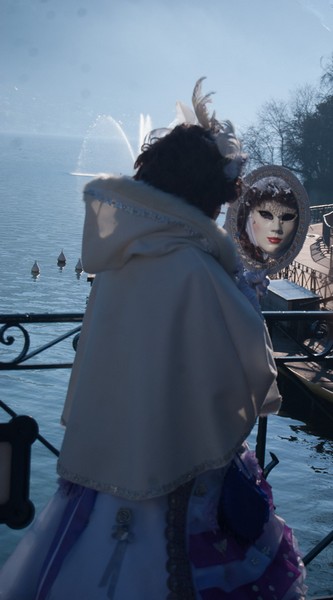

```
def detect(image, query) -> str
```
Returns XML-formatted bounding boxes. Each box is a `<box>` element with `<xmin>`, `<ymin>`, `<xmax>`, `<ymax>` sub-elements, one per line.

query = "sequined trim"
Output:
<box><xmin>85</xmin><ymin>187</ymin><xmax>214</xmax><ymax>254</ymax></box>
<box><xmin>57</xmin><ymin>442</ymin><xmax>243</xmax><ymax>500</ymax></box>
<box><xmin>165</xmin><ymin>482</ymin><xmax>196</xmax><ymax>599</ymax></box>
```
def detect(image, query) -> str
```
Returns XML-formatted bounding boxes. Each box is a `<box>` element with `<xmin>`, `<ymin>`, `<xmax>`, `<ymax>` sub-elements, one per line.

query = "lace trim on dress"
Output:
<box><xmin>57</xmin><ymin>449</ymin><xmax>239</xmax><ymax>501</ymax></box>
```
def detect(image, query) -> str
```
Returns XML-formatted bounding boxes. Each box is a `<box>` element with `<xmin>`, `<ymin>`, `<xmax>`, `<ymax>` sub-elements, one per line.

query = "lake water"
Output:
<box><xmin>0</xmin><ymin>132</ymin><xmax>332</xmax><ymax>597</ymax></box>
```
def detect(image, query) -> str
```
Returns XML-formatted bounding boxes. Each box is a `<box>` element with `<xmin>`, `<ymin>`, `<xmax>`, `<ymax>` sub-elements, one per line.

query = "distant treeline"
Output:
<box><xmin>241</xmin><ymin>53</ymin><xmax>333</xmax><ymax>206</ymax></box>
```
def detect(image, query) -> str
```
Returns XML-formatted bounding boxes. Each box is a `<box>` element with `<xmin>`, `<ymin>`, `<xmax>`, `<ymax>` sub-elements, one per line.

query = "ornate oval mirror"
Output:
<box><xmin>224</xmin><ymin>165</ymin><xmax>311</xmax><ymax>275</ymax></box>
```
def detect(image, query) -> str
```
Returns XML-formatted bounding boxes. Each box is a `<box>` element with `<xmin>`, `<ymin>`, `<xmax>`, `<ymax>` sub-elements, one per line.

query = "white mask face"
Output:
<box><xmin>249</xmin><ymin>201</ymin><xmax>298</xmax><ymax>255</ymax></box>
<box><xmin>225</xmin><ymin>165</ymin><xmax>311</xmax><ymax>274</ymax></box>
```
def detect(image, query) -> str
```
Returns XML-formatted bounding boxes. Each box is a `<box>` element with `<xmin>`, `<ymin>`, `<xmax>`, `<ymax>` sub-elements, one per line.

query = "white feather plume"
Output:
<box><xmin>215</xmin><ymin>120</ymin><xmax>243</xmax><ymax>158</ymax></box>
<box><xmin>191</xmin><ymin>76</ymin><xmax>215</xmax><ymax>129</ymax></box>
<box><xmin>176</xmin><ymin>101</ymin><xmax>197</xmax><ymax>125</ymax></box>
<box><xmin>192</xmin><ymin>78</ymin><xmax>244</xmax><ymax>159</ymax></box>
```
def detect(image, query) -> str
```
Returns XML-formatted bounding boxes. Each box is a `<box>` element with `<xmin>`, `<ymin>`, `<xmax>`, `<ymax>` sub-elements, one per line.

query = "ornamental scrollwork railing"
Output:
<box><xmin>0</xmin><ymin>321</ymin><xmax>30</xmax><ymax>365</ymax></box>
<box><xmin>0</xmin><ymin>313</ymin><xmax>83</xmax><ymax>370</ymax></box>
<box><xmin>1</xmin><ymin>311</ymin><xmax>333</xmax><ymax>370</ymax></box>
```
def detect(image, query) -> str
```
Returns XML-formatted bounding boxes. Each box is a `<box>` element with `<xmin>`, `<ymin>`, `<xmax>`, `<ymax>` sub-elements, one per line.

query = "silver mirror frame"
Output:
<box><xmin>224</xmin><ymin>165</ymin><xmax>311</xmax><ymax>275</ymax></box>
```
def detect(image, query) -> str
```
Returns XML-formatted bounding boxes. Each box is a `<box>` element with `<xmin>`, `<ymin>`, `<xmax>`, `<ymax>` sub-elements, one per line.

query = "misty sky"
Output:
<box><xmin>1</xmin><ymin>0</ymin><xmax>333</xmax><ymax>144</ymax></box>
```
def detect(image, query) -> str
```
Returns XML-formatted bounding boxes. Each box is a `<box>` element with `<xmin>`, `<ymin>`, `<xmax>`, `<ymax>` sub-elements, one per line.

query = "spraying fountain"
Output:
<box><xmin>73</xmin><ymin>113</ymin><xmax>153</xmax><ymax>182</ymax></box>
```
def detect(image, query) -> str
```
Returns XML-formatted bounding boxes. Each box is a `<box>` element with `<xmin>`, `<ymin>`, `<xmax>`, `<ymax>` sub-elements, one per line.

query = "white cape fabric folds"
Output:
<box><xmin>57</xmin><ymin>176</ymin><xmax>281</xmax><ymax>500</ymax></box>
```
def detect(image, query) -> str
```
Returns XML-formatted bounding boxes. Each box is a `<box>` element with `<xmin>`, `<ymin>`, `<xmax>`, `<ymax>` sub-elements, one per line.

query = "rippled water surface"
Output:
<box><xmin>0</xmin><ymin>133</ymin><xmax>332</xmax><ymax>597</ymax></box>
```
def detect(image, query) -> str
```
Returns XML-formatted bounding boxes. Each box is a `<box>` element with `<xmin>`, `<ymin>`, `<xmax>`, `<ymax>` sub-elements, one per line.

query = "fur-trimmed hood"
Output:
<box><xmin>81</xmin><ymin>175</ymin><xmax>238</xmax><ymax>276</ymax></box>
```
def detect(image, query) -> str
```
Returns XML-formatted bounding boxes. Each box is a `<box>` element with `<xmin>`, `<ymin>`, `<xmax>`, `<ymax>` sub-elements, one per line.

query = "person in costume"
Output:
<box><xmin>238</xmin><ymin>178</ymin><xmax>299</xmax><ymax>264</ymax></box>
<box><xmin>0</xmin><ymin>79</ymin><xmax>306</xmax><ymax>600</ymax></box>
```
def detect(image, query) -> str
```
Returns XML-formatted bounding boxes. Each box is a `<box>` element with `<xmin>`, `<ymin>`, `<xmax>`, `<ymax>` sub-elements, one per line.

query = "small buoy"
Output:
<box><xmin>57</xmin><ymin>249</ymin><xmax>66</xmax><ymax>266</ymax></box>
<box><xmin>31</xmin><ymin>261</ymin><xmax>40</xmax><ymax>275</ymax></box>
<box><xmin>75</xmin><ymin>258</ymin><xmax>83</xmax><ymax>273</ymax></box>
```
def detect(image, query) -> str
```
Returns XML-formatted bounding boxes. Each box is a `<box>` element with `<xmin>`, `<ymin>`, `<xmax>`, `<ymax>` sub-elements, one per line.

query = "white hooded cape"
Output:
<box><xmin>57</xmin><ymin>176</ymin><xmax>280</xmax><ymax>499</ymax></box>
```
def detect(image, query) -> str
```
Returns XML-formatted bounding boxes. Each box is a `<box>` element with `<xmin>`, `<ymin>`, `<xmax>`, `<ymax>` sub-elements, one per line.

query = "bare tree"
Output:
<box><xmin>241</xmin><ymin>85</ymin><xmax>319</xmax><ymax>178</ymax></box>
<box><xmin>320</xmin><ymin>53</ymin><xmax>333</xmax><ymax>91</ymax></box>
<box><xmin>241</xmin><ymin>99</ymin><xmax>291</xmax><ymax>172</ymax></box>
<box><xmin>241</xmin><ymin>53</ymin><xmax>333</xmax><ymax>202</ymax></box>
<box><xmin>284</xmin><ymin>84</ymin><xmax>318</xmax><ymax>172</ymax></box>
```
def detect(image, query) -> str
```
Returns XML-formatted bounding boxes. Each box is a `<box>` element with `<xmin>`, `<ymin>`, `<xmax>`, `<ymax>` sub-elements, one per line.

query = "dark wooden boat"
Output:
<box><xmin>277</xmin><ymin>361</ymin><xmax>333</xmax><ymax>436</ymax></box>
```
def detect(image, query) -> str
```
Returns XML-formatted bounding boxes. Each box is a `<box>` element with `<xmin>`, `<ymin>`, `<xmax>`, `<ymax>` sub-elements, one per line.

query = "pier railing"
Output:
<box><xmin>0</xmin><ymin>310</ymin><xmax>333</xmax><ymax>565</ymax></box>
<box><xmin>1</xmin><ymin>310</ymin><xmax>333</xmax><ymax>459</ymax></box>
<box><xmin>1</xmin><ymin>310</ymin><xmax>332</xmax><ymax>367</ymax></box>
<box><xmin>275</xmin><ymin>262</ymin><xmax>333</xmax><ymax>308</ymax></box>
<box><xmin>0</xmin><ymin>313</ymin><xmax>83</xmax><ymax>371</ymax></box>
<box><xmin>310</xmin><ymin>204</ymin><xmax>333</xmax><ymax>225</ymax></box>
<box><xmin>272</xmin><ymin>204</ymin><xmax>333</xmax><ymax>310</ymax></box>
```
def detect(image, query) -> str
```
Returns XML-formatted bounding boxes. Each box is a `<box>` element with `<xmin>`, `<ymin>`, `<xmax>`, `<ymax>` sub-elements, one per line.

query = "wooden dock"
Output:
<box><xmin>293</xmin><ymin>221</ymin><xmax>333</xmax><ymax>309</ymax></box>
<box><xmin>296</xmin><ymin>222</ymin><xmax>331</xmax><ymax>275</ymax></box>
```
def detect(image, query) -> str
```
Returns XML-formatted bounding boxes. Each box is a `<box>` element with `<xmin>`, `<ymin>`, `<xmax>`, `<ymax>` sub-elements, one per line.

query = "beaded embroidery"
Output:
<box><xmin>165</xmin><ymin>481</ymin><xmax>196</xmax><ymax>599</ymax></box>
<box><xmin>85</xmin><ymin>186</ymin><xmax>214</xmax><ymax>254</ymax></box>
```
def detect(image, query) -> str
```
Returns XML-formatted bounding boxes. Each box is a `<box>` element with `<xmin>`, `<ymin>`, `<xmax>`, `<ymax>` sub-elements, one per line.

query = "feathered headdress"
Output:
<box><xmin>143</xmin><ymin>77</ymin><xmax>246</xmax><ymax>180</ymax></box>
<box><xmin>172</xmin><ymin>77</ymin><xmax>246</xmax><ymax>180</ymax></box>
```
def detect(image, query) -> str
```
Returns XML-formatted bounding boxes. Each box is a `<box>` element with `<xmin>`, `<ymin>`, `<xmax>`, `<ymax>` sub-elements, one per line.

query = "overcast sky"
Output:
<box><xmin>1</xmin><ymin>0</ymin><xmax>333</xmax><ymax>145</ymax></box>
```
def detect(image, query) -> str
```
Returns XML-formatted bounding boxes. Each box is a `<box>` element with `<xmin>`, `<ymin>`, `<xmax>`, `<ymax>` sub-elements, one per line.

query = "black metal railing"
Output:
<box><xmin>1</xmin><ymin>310</ymin><xmax>332</xmax><ymax>368</ymax></box>
<box><xmin>1</xmin><ymin>310</ymin><xmax>333</xmax><ymax>454</ymax></box>
<box><xmin>275</xmin><ymin>263</ymin><xmax>333</xmax><ymax>307</ymax></box>
<box><xmin>0</xmin><ymin>313</ymin><xmax>83</xmax><ymax>370</ymax></box>
<box><xmin>310</xmin><ymin>204</ymin><xmax>333</xmax><ymax>225</ymax></box>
